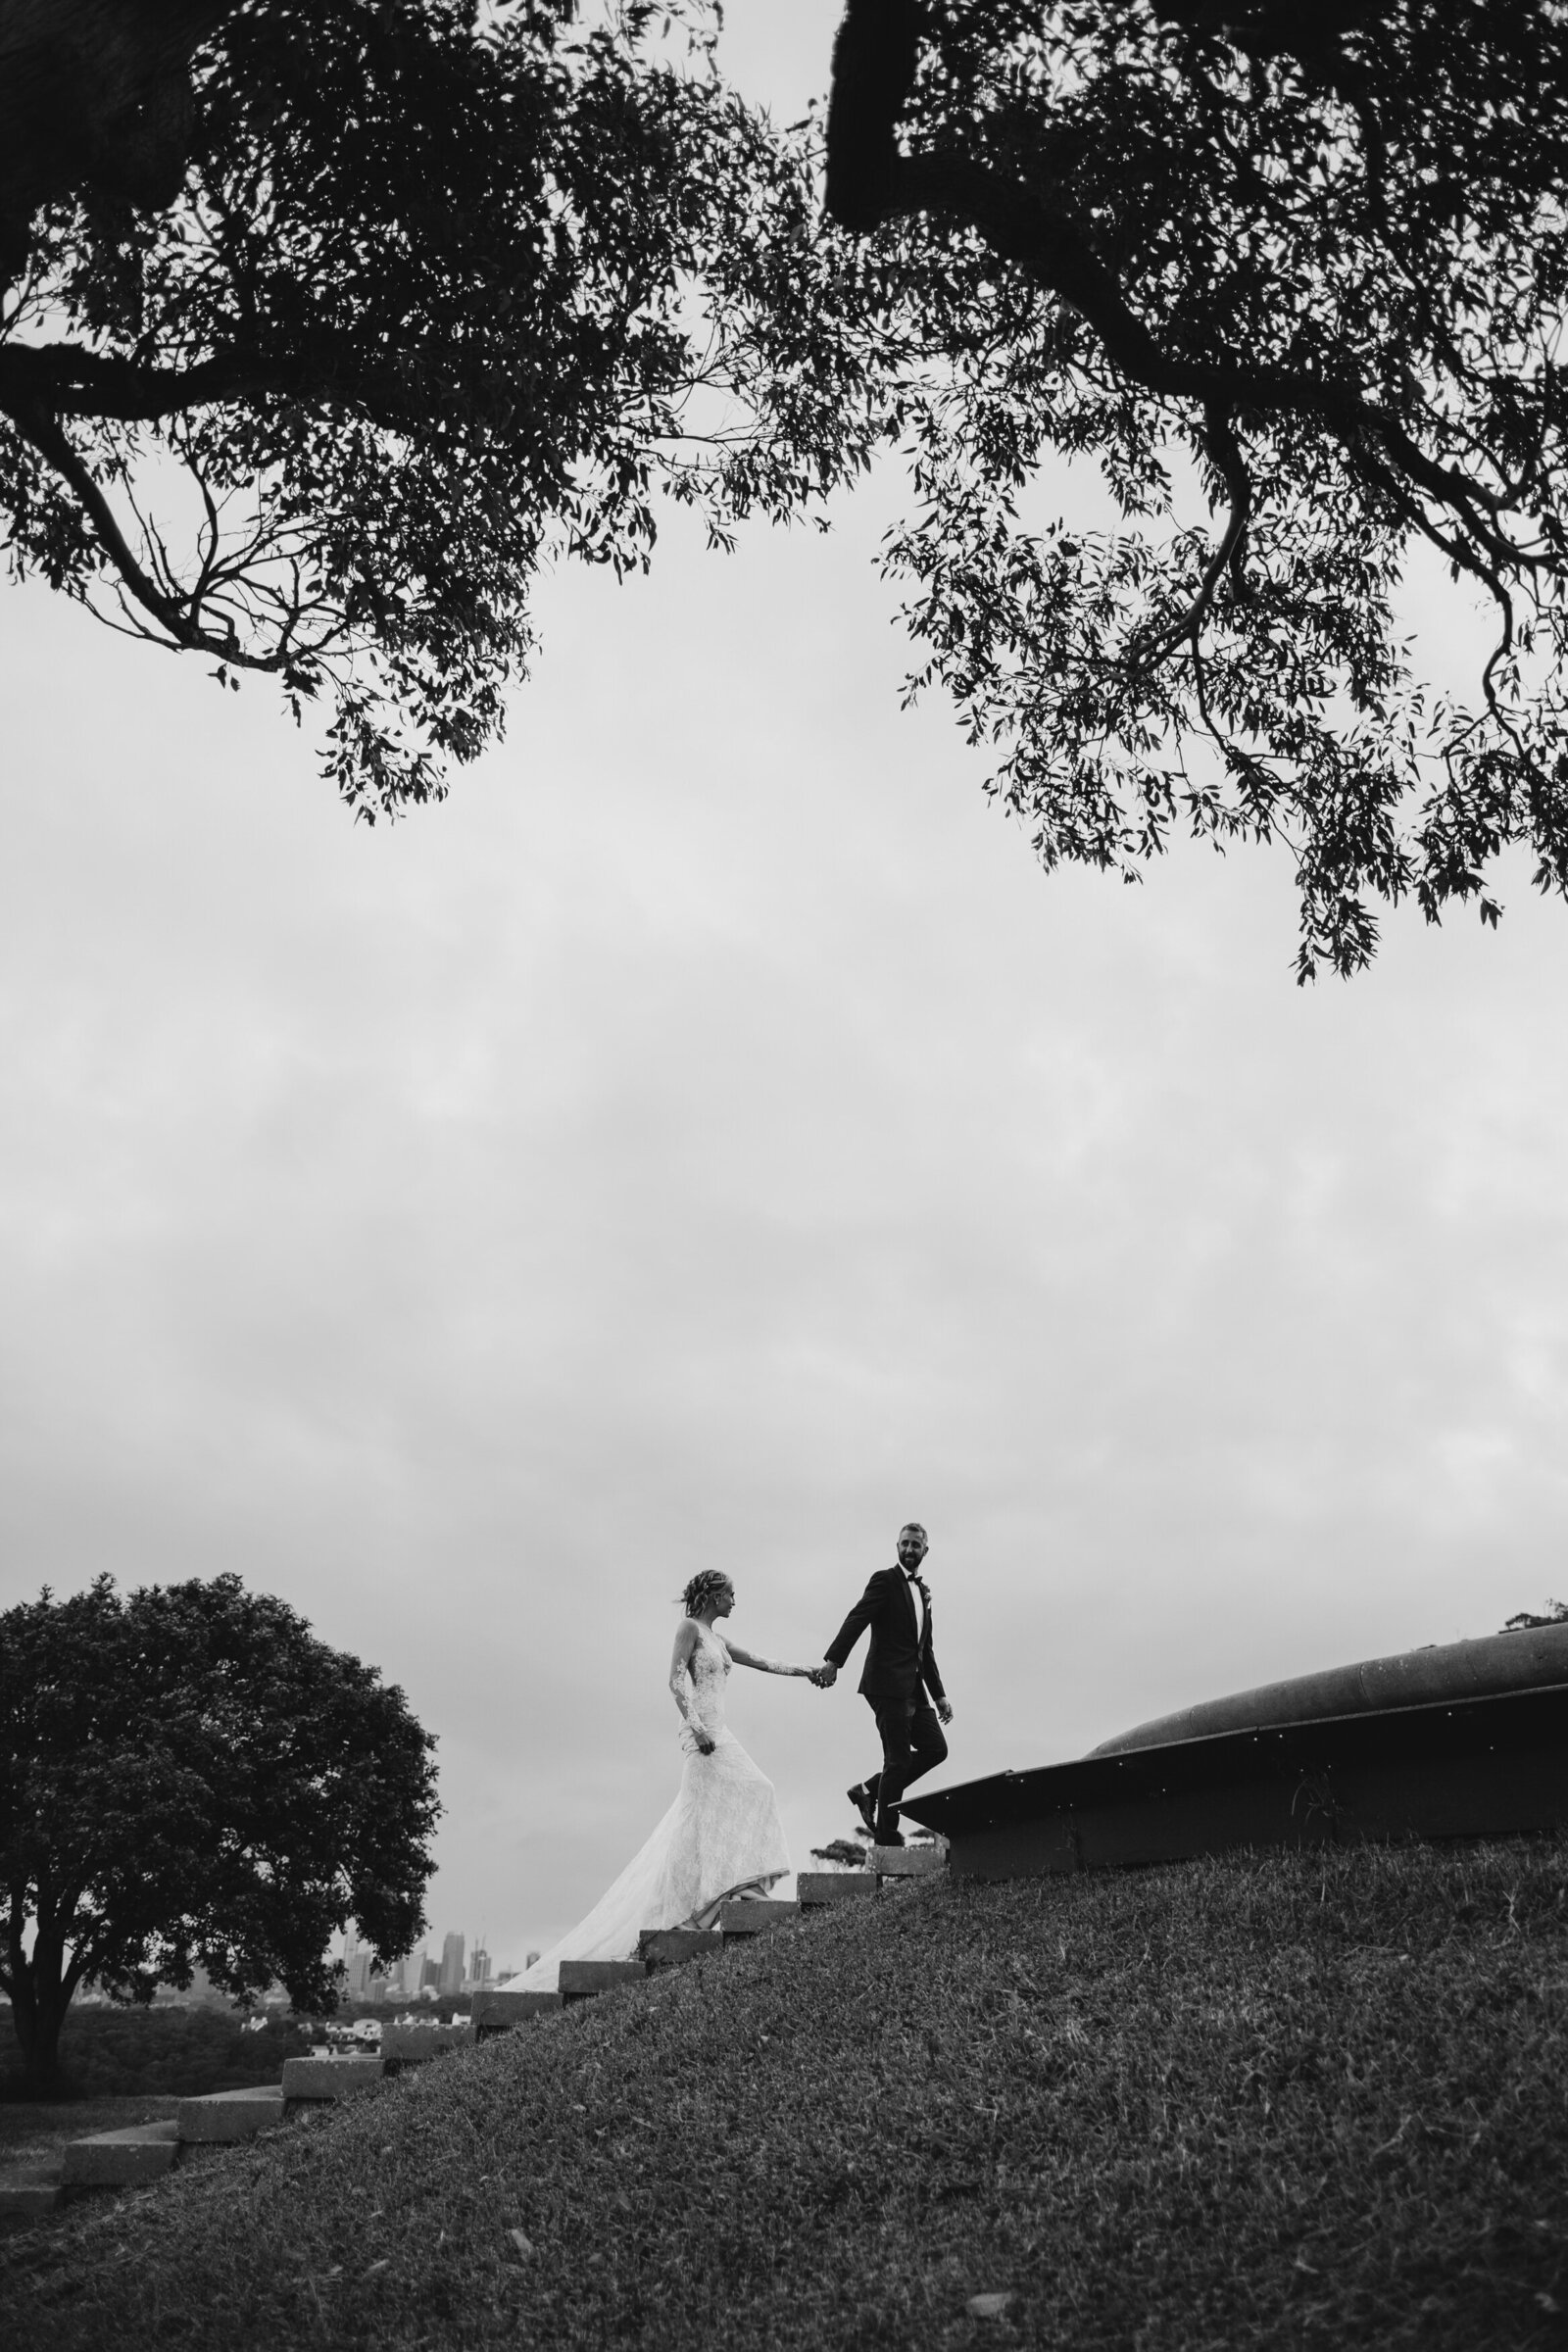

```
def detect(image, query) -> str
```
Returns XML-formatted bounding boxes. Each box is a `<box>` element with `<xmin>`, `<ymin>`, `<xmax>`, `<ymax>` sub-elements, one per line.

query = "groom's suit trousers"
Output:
<box><xmin>868</xmin><ymin>1693</ymin><xmax>948</xmax><ymax>1833</ymax></box>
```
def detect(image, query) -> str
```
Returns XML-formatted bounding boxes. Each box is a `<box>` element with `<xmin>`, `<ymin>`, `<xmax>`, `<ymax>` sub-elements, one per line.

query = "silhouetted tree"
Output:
<box><xmin>1501</xmin><ymin>1601</ymin><xmax>1568</xmax><ymax>1634</ymax></box>
<box><xmin>10</xmin><ymin>3</ymin><xmax>1568</xmax><ymax>972</ymax></box>
<box><xmin>808</xmin><ymin>1836</ymin><xmax>871</xmax><ymax>1870</ymax></box>
<box><xmin>0</xmin><ymin>0</ymin><xmax>876</xmax><ymax>812</ymax></box>
<box><xmin>824</xmin><ymin>0</ymin><xmax>1568</xmax><ymax>973</ymax></box>
<box><xmin>0</xmin><ymin>1574</ymin><xmax>439</xmax><ymax>2093</ymax></box>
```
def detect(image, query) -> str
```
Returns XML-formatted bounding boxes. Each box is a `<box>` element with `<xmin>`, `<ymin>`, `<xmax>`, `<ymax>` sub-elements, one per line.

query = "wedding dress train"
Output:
<box><xmin>517</xmin><ymin>1623</ymin><xmax>790</xmax><ymax>1991</ymax></box>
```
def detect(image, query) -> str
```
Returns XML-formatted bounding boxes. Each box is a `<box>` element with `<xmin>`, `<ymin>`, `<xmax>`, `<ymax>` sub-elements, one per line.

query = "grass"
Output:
<box><xmin>0</xmin><ymin>2097</ymin><xmax>182</xmax><ymax>2184</ymax></box>
<box><xmin>5</xmin><ymin>1835</ymin><xmax>1568</xmax><ymax>2349</ymax></box>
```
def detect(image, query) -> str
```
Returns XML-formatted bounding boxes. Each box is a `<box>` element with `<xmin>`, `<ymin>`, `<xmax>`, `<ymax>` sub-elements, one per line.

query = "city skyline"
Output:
<box><xmin>340</xmin><ymin>1926</ymin><xmax>498</xmax><ymax>2000</ymax></box>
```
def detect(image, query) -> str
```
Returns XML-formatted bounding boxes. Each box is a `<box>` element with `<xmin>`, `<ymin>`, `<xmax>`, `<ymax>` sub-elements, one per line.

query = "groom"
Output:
<box><xmin>814</xmin><ymin>1522</ymin><xmax>954</xmax><ymax>1846</ymax></box>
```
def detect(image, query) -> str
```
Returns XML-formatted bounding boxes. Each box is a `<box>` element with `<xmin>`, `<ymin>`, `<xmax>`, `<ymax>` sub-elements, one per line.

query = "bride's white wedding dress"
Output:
<box><xmin>517</xmin><ymin>1623</ymin><xmax>790</xmax><ymax>1990</ymax></box>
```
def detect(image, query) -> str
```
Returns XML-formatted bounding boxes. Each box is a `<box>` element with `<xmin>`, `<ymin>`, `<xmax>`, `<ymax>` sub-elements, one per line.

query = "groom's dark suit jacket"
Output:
<box><xmin>825</xmin><ymin>1567</ymin><xmax>946</xmax><ymax>1704</ymax></box>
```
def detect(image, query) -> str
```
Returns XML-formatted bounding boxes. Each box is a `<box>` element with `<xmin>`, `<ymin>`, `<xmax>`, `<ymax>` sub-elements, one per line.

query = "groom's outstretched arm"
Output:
<box><xmin>822</xmin><ymin>1567</ymin><xmax>894</xmax><ymax>1673</ymax></box>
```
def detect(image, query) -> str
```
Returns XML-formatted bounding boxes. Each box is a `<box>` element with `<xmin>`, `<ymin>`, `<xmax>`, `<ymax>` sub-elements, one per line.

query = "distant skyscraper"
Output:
<box><xmin>525</xmin><ymin>1950</ymin><xmax>540</xmax><ymax>1970</ymax></box>
<box><xmin>470</xmin><ymin>1946</ymin><xmax>491</xmax><ymax>1986</ymax></box>
<box><xmin>342</xmin><ymin>1926</ymin><xmax>372</xmax><ymax>1998</ymax></box>
<box><xmin>420</xmin><ymin>1955</ymin><xmax>440</xmax><ymax>1991</ymax></box>
<box><xmin>439</xmin><ymin>1931</ymin><xmax>466</xmax><ymax>1995</ymax></box>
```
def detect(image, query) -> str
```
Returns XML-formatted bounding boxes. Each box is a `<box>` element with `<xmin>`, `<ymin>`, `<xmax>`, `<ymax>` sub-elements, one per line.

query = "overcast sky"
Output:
<box><xmin>5</xmin><ymin>3</ymin><xmax>1568</xmax><ymax>1974</ymax></box>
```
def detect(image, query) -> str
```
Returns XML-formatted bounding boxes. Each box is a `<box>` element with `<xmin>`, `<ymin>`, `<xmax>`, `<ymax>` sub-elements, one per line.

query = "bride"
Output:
<box><xmin>516</xmin><ymin>1569</ymin><xmax>820</xmax><ymax>1989</ymax></box>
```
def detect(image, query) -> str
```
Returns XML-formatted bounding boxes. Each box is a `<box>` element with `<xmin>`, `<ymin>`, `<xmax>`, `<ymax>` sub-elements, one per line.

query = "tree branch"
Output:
<box><xmin>824</xmin><ymin>0</ymin><xmax>1534</xmax><ymax>582</ymax></box>
<box><xmin>1150</xmin><ymin>1</ymin><xmax>1396</xmax><ymax>77</ymax></box>
<box><xmin>825</xmin><ymin>0</ymin><xmax>924</xmax><ymax>234</ymax></box>
<box><xmin>888</xmin><ymin>150</ymin><xmax>1522</xmax><ymax>568</ymax></box>
<box><xmin>6</xmin><ymin>394</ymin><xmax>292</xmax><ymax>668</ymax></box>
<box><xmin>1137</xmin><ymin>401</ymin><xmax>1253</xmax><ymax>667</ymax></box>
<box><xmin>0</xmin><ymin>337</ymin><xmax>427</xmax><ymax>428</ymax></box>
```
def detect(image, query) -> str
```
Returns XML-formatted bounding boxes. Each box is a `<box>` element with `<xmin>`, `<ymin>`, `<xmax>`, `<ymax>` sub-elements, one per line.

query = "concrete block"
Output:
<box><xmin>380</xmin><ymin>2018</ymin><xmax>473</xmax><ymax>2064</ymax></box>
<box><xmin>0</xmin><ymin>2178</ymin><xmax>63</xmax><ymax>2218</ymax></box>
<box><xmin>62</xmin><ymin>2120</ymin><xmax>180</xmax><ymax>2187</ymax></box>
<box><xmin>872</xmin><ymin>1842</ymin><xmax>948</xmax><ymax>1876</ymax></box>
<box><xmin>718</xmin><ymin>1899</ymin><xmax>800</xmax><ymax>1936</ymax></box>
<box><xmin>798</xmin><ymin>1871</ymin><xmax>877</xmax><ymax>1906</ymax></box>
<box><xmin>281</xmin><ymin>2054</ymin><xmax>384</xmax><ymax>2102</ymax></box>
<box><xmin>471</xmin><ymin>1987</ymin><xmax>562</xmax><ymax>2035</ymax></box>
<box><xmin>559</xmin><ymin>1960</ymin><xmax>649</xmax><ymax>2002</ymax></box>
<box><xmin>175</xmin><ymin>2086</ymin><xmax>284</xmax><ymax>2143</ymax></box>
<box><xmin>638</xmin><ymin>1929</ymin><xmax>721</xmax><ymax>1966</ymax></box>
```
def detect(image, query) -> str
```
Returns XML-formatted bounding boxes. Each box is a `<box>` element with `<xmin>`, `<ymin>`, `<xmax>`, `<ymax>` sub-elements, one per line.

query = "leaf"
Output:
<box><xmin>508</xmin><ymin>2229</ymin><xmax>535</xmax><ymax>2261</ymax></box>
<box><xmin>967</xmin><ymin>2291</ymin><xmax>1015</xmax><ymax>2318</ymax></box>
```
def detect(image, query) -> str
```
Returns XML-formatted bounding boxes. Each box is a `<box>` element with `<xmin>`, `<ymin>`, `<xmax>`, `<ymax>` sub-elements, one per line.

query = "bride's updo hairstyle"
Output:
<box><xmin>679</xmin><ymin>1569</ymin><xmax>732</xmax><ymax>1619</ymax></box>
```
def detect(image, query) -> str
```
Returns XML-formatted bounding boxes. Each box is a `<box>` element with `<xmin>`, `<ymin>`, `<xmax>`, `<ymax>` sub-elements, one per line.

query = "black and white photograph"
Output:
<box><xmin>5</xmin><ymin>3</ymin><xmax>1568</xmax><ymax>2345</ymax></box>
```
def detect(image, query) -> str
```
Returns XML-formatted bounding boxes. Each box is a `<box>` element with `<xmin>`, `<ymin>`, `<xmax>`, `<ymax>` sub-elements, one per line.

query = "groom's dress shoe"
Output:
<box><xmin>848</xmin><ymin>1784</ymin><xmax>878</xmax><ymax>1839</ymax></box>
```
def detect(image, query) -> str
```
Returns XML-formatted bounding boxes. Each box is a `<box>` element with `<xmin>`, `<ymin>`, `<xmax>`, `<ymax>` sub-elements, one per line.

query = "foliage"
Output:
<box><xmin>0</xmin><ymin>1573</ymin><xmax>439</xmax><ymax>2089</ymax></box>
<box><xmin>1501</xmin><ymin>1601</ymin><xmax>1568</xmax><ymax>1633</ymax></box>
<box><xmin>14</xmin><ymin>2</ymin><xmax>1568</xmax><ymax>974</ymax></box>
<box><xmin>0</xmin><ymin>2001</ymin><xmax>312</xmax><ymax>2101</ymax></box>
<box><xmin>6</xmin><ymin>1835</ymin><xmax>1568</xmax><ymax>2345</ymax></box>
<box><xmin>806</xmin><ymin>1836</ymin><xmax>868</xmax><ymax>1869</ymax></box>
<box><xmin>809</xmin><ymin>1824</ymin><xmax>943</xmax><ymax>1867</ymax></box>
<box><xmin>0</xmin><ymin>0</ymin><xmax>881</xmax><ymax>814</ymax></box>
<box><xmin>826</xmin><ymin>0</ymin><xmax>1568</xmax><ymax>975</ymax></box>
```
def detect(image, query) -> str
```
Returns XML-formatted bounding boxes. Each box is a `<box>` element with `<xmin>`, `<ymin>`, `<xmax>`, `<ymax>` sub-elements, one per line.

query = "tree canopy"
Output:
<box><xmin>0</xmin><ymin>0</ymin><xmax>877</xmax><ymax>810</ymax></box>
<box><xmin>0</xmin><ymin>1573</ymin><xmax>439</xmax><ymax>2090</ymax></box>
<box><xmin>824</xmin><ymin>0</ymin><xmax>1568</xmax><ymax>975</ymax></box>
<box><xmin>6</xmin><ymin>1</ymin><xmax>1568</xmax><ymax>973</ymax></box>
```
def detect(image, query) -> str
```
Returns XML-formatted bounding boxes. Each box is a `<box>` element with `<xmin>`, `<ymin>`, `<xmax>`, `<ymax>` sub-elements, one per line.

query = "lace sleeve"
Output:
<box><xmin>725</xmin><ymin>1641</ymin><xmax>811</xmax><ymax>1677</ymax></box>
<box><xmin>668</xmin><ymin>1658</ymin><xmax>703</xmax><ymax>1722</ymax></box>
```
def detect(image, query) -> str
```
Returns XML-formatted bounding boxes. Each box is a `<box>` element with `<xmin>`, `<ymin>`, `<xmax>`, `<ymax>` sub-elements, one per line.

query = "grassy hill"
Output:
<box><xmin>6</xmin><ymin>1834</ymin><xmax>1568</xmax><ymax>2349</ymax></box>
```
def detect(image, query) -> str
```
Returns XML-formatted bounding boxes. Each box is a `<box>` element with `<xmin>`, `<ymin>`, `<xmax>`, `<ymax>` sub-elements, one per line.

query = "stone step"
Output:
<box><xmin>559</xmin><ymin>1959</ymin><xmax>649</xmax><ymax>2002</ymax></box>
<box><xmin>471</xmin><ymin>1986</ymin><xmax>563</xmax><ymax>2038</ymax></box>
<box><xmin>718</xmin><ymin>1899</ymin><xmax>800</xmax><ymax>1937</ymax></box>
<box><xmin>638</xmin><ymin>1928</ymin><xmax>722</xmax><ymax>1967</ymax></box>
<box><xmin>872</xmin><ymin>1842</ymin><xmax>948</xmax><ymax>1877</ymax></box>
<box><xmin>0</xmin><ymin>2164</ymin><xmax>64</xmax><ymax>2220</ymax></box>
<box><xmin>62</xmin><ymin>2119</ymin><xmax>181</xmax><ymax>2188</ymax></box>
<box><xmin>0</xmin><ymin>2176</ymin><xmax>64</xmax><ymax>2218</ymax></box>
<box><xmin>798</xmin><ymin>1870</ymin><xmax>877</xmax><ymax>1907</ymax></box>
<box><xmin>176</xmin><ymin>2085</ymin><xmax>285</xmax><ymax>2143</ymax></box>
<box><xmin>280</xmin><ymin>2054</ymin><xmax>385</xmax><ymax>2103</ymax></box>
<box><xmin>380</xmin><ymin>2017</ymin><xmax>473</xmax><ymax>2066</ymax></box>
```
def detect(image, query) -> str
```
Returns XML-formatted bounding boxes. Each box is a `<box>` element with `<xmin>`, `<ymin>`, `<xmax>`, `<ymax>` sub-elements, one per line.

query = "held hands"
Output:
<box><xmin>804</xmin><ymin>1659</ymin><xmax>944</xmax><ymax>1712</ymax></box>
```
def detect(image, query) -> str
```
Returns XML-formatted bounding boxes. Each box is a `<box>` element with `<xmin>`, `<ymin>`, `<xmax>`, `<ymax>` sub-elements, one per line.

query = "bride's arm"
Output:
<box><xmin>668</xmin><ymin>1620</ymin><xmax>715</xmax><ymax>1749</ymax></box>
<box><xmin>725</xmin><ymin>1640</ymin><xmax>815</xmax><ymax>1678</ymax></box>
